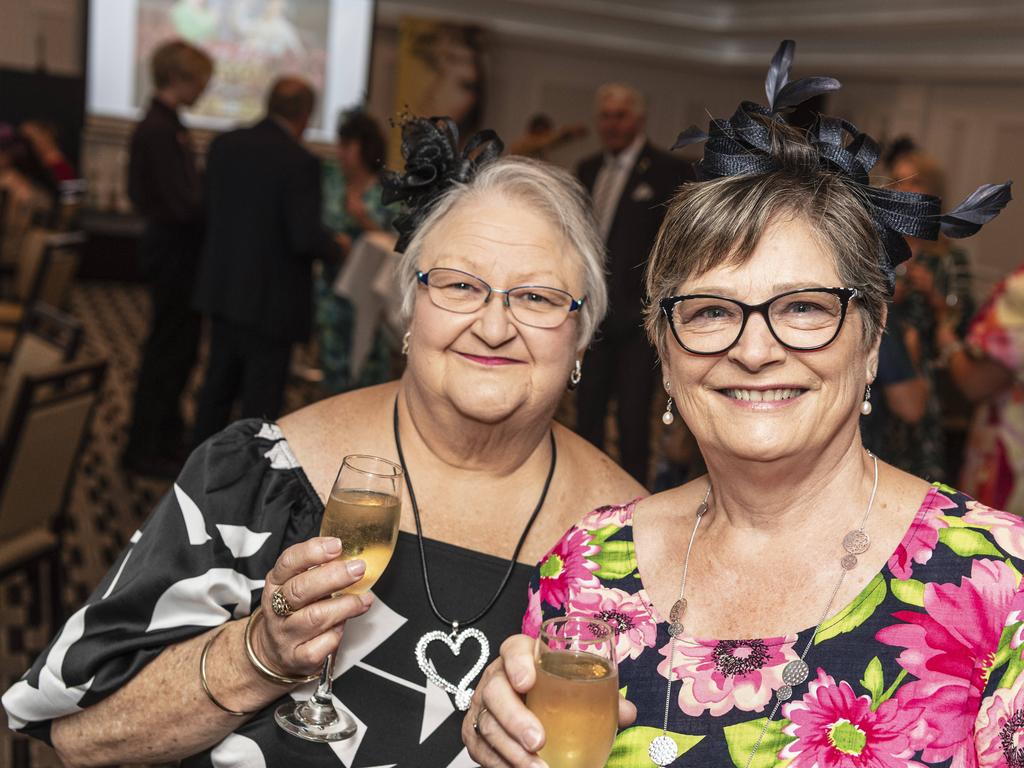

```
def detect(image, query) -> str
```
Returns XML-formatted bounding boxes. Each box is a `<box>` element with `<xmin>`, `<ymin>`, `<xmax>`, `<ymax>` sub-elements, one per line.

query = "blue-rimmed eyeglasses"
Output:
<box><xmin>660</xmin><ymin>287</ymin><xmax>859</xmax><ymax>355</ymax></box>
<box><xmin>416</xmin><ymin>268</ymin><xmax>586</xmax><ymax>329</ymax></box>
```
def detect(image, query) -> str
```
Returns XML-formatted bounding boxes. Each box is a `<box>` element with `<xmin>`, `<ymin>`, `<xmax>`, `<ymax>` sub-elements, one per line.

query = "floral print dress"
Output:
<box><xmin>524</xmin><ymin>486</ymin><xmax>1024</xmax><ymax>767</ymax></box>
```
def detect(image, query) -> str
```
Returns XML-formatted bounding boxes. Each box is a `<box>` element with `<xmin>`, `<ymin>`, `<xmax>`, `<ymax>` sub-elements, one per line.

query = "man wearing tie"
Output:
<box><xmin>575</xmin><ymin>83</ymin><xmax>694</xmax><ymax>484</ymax></box>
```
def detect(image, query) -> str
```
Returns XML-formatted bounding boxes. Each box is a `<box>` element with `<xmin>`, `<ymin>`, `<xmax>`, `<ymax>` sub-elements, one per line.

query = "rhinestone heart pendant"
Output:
<box><xmin>414</xmin><ymin>627</ymin><xmax>490</xmax><ymax>711</ymax></box>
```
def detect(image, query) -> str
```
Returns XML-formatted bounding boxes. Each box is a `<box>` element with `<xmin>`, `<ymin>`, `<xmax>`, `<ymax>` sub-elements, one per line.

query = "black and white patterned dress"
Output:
<box><xmin>2</xmin><ymin>420</ymin><xmax>532</xmax><ymax>767</ymax></box>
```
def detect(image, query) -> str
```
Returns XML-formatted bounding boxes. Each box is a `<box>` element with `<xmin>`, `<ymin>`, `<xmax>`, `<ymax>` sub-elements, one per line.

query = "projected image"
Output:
<box><xmin>135</xmin><ymin>0</ymin><xmax>329</xmax><ymax>128</ymax></box>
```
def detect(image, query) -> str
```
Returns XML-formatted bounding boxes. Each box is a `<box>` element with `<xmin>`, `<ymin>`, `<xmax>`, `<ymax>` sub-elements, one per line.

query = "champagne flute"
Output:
<box><xmin>275</xmin><ymin>454</ymin><xmax>403</xmax><ymax>742</ymax></box>
<box><xmin>525</xmin><ymin>616</ymin><xmax>619</xmax><ymax>768</ymax></box>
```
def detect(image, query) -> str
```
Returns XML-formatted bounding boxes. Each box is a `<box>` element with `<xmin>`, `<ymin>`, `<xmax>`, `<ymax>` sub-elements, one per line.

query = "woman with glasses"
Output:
<box><xmin>466</xmin><ymin>43</ymin><xmax>1016</xmax><ymax>768</ymax></box>
<box><xmin>2</xmin><ymin>120</ymin><xmax>644</xmax><ymax>766</ymax></box>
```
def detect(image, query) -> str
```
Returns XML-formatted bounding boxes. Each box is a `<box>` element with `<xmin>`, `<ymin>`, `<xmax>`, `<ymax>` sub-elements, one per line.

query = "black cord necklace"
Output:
<box><xmin>394</xmin><ymin>395</ymin><xmax>557</xmax><ymax>710</ymax></box>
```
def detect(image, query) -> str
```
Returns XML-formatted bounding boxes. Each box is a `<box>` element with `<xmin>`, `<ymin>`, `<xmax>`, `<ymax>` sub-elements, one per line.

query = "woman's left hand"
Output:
<box><xmin>463</xmin><ymin>634</ymin><xmax>636</xmax><ymax>767</ymax></box>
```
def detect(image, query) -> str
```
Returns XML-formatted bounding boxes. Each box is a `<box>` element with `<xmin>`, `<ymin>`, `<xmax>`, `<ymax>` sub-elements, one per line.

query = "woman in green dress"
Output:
<box><xmin>318</xmin><ymin>110</ymin><xmax>396</xmax><ymax>393</ymax></box>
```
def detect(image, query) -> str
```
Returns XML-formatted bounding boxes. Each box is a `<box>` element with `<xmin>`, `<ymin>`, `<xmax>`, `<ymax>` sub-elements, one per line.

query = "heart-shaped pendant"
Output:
<box><xmin>414</xmin><ymin>627</ymin><xmax>490</xmax><ymax>711</ymax></box>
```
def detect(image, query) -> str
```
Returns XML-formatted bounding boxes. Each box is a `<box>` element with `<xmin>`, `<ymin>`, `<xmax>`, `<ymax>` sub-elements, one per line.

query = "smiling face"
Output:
<box><xmin>662</xmin><ymin>215</ymin><xmax>880</xmax><ymax>464</ymax></box>
<box><xmin>405</xmin><ymin>191</ymin><xmax>584</xmax><ymax>425</ymax></box>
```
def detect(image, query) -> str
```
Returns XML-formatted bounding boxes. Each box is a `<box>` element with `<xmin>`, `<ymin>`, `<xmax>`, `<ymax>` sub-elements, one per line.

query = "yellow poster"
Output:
<box><xmin>390</xmin><ymin>18</ymin><xmax>486</xmax><ymax>164</ymax></box>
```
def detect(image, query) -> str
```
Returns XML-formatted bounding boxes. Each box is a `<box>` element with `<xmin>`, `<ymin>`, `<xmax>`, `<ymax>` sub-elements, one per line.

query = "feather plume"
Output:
<box><xmin>774</xmin><ymin>77</ymin><xmax>842</xmax><ymax>111</ymax></box>
<box><xmin>940</xmin><ymin>181</ymin><xmax>1013</xmax><ymax>238</ymax></box>
<box><xmin>672</xmin><ymin>125</ymin><xmax>709</xmax><ymax>151</ymax></box>
<box><xmin>765</xmin><ymin>40</ymin><xmax>795</xmax><ymax>111</ymax></box>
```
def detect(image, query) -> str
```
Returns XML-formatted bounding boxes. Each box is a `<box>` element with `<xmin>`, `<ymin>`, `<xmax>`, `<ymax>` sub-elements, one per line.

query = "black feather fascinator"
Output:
<box><xmin>381</xmin><ymin>116</ymin><xmax>504</xmax><ymax>253</ymax></box>
<box><xmin>673</xmin><ymin>40</ymin><xmax>1012</xmax><ymax>292</ymax></box>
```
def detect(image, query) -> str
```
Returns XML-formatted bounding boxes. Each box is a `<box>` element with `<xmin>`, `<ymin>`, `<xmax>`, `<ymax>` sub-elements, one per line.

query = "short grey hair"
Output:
<box><xmin>397</xmin><ymin>156</ymin><xmax>608</xmax><ymax>349</ymax></box>
<box><xmin>596</xmin><ymin>82</ymin><xmax>647</xmax><ymax>116</ymax></box>
<box><xmin>644</xmin><ymin>118</ymin><xmax>888</xmax><ymax>360</ymax></box>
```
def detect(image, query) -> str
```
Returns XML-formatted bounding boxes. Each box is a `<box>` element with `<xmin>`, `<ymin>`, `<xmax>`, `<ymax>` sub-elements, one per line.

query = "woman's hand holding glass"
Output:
<box><xmin>251</xmin><ymin>536</ymin><xmax>373</xmax><ymax>680</ymax></box>
<box><xmin>464</xmin><ymin>633</ymin><xmax>637</xmax><ymax>768</ymax></box>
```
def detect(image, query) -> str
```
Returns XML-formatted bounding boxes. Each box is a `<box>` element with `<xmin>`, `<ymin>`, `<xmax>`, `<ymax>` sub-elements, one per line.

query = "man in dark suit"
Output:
<box><xmin>576</xmin><ymin>83</ymin><xmax>694</xmax><ymax>484</ymax></box>
<box><xmin>124</xmin><ymin>40</ymin><xmax>212</xmax><ymax>477</ymax></box>
<box><xmin>193</xmin><ymin>77</ymin><xmax>335</xmax><ymax>444</ymax></box>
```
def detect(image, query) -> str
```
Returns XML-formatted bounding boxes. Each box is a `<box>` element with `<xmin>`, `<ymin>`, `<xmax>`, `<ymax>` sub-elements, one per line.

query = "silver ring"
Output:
<box><xmin>270</xmin><ymin>588</ymin><xmax>294</xmax><ymax>618</ymax></box>
<box><xmin>472</xmin><ymin>705</ymin><xmax>489</xmax><ymax>734</ymax></box>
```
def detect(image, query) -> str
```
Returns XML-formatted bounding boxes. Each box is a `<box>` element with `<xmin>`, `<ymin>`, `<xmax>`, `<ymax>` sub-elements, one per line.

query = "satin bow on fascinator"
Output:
<box><xmin>673</xmin><ymin>40</ymin><xmax>1013</xmax><ymax>292</ymax></box>
<box><xmin>381</xmin><ymin>116</ymin><xmax>505</xmax><ymax>253</ymax></box>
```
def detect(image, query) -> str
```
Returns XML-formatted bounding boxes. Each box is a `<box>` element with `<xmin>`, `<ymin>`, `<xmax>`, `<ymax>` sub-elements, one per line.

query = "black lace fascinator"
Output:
<box><xmin>673</xmin><ymin>40</ymin><xmax>1012</xmax><ymax>292</ymax></box>
<box><xmin>381</xmin><ymin>116</ymin><xmax>504</xmax><ymax>253</ymax></box>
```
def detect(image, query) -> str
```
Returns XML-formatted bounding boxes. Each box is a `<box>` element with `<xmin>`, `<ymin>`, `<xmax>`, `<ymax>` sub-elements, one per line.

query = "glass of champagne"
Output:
<box><xmin>525</xmin><ymin>616</ymin><xmax>619</xmax><ymax>768</ymax></box>
<box><xmin>275</xmin><ymin>454</ymin><xmax>403</xmax><ymax>742</ymax></box>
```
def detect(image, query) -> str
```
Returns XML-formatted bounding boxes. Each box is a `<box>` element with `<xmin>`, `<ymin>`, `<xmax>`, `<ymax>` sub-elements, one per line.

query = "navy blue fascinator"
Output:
<box><xmin>673</xmin><ymin>40</ymin><xmax>1012</xmax><ymax>292</ymax></box>
<box><xmin>381</xmin><ymin>116</ymin><xmax>504</xmax><ymax>253</ymax></box>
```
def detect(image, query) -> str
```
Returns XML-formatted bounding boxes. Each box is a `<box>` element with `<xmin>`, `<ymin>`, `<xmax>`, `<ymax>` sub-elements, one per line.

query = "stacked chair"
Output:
<box><xmin>0</xmin><ymin>228</ymin><xmax>85</xmax><ymax>357</ymax></box>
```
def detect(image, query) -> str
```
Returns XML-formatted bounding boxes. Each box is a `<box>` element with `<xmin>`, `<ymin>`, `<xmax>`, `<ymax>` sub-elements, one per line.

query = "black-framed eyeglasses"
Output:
<box><xmin>416</xmin><ymin>267</ymin><xmax>585</xmax><ymax>329</ymax></box>
<box><xmin>660</xmin><ymin>287</ymin><xmax>859</xmax><ymax>355</ymax></box>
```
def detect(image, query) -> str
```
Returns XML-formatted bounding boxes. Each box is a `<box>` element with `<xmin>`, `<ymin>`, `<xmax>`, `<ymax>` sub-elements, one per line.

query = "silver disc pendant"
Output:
<box><xmin>776</xmin><ymin>684</ymin><xmax>793</xmax><ymax>701</ymax></box>
<box><xmin>841</xmin><ymin>553</ymin><xmax>858</xmax><ymax>571</ymax></box>
<box><xmin>649</xmin><ymin>734</ymin><xmax>679</xmax><ymax>766</ymax></box>
<box><xmin>843</xmin><ymin>529</ymin><xmax>870</xmax><ymax>555</ymax></box>
<box><xmin>667</xmin><ymin>621</ymin><xmax>685</xmax><ymax>638</ymax></box>
<box><xmin>781</xmin><ymin>659</ymin><xmax>809</xmax><ymax>686</ymax></box>
<box><xmin>668</xmin><ymin>598</ymin><xmax>687</xmax><ymax>623</ymax></box>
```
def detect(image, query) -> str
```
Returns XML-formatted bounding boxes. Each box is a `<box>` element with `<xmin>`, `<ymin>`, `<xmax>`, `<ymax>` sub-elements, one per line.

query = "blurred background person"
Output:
<box><xmin>575</xmin><ymin>82</ymin><xmax>694</xmax><ymax>484</ymax></box>
<box><xmin>123</xmin><ymin>39</ymin><xmax>212</xmax><ymax>478</ymax></box>
<box><xmin>19</xmin><ymin>119</ymin><xmax>76</xmax><ymax>184</ymax></box>
<box><xmin>0</xmin><ymin>132</ymin><xmax>55</xmax><ymax>264</ymax></box>
<box><xmin>887</xmin><ymin>145</ymin><xmax>975</xmax><ymax>480</ymax></box>
<box><xmin>939</xmin><ymin>264</ymin><xmax>1024</xmax><ymax>514</ymax></box>
<box><xmin>507</xmin><ymin>112</ymin><xmax>587</xmax><ymax>160</ymax></box>
<box><xmin>860</xmin><ymin>310</ymin><xmax>928</xmax><ymax>461</ymax></box>
<box><xmin>193</xmin><ymin>76</ymin><xmax>337</xmax><ymax>444</ymax></box>
<box><xmin>318</xmin><ymin>109</ymin><xmax>394</xmax><ymax>394</ymax></box>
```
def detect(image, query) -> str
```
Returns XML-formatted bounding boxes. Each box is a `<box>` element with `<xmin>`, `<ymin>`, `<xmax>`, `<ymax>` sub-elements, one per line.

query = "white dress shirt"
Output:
<box><xmin>591</xmin><ymin>133</ymin><xmax>646</xmax><ymax>242</ymax></box>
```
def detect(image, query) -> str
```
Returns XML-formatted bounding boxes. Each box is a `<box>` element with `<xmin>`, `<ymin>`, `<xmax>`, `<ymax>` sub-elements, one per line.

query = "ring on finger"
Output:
<box><xmin>472</xmin><ymin>705</ymin><xmax>489</xmax><ymax>734</ymax></box>
<box><xmin>270</xmin><ymin>588</ymin><xmax>294</xmax><ymax>618</ymax></box>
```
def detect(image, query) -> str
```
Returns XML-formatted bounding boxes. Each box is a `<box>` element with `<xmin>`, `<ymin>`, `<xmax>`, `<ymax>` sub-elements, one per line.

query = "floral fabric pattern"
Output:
<box><xmin>523</xmin><ymin>486</ymin><xmax>1024</xmax><ymax>768</ymax></box>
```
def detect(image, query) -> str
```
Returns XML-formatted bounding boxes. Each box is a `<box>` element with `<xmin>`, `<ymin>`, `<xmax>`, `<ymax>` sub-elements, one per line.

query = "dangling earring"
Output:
<box><xmin>401</xmin><ymin>331</ymin><xmax>411</xmax><ymax>356</ymax></box>
<box><xmin>568</xmin><ymin>360</ymin><xmax>582</xmax><ymax>391</ymax></box>
<box><xmin>860</xmin><ymin>384</ymin><xmax>872</xmax><ymax>416</ymax></box>
<box><xmin>662</xmin><ymin>396</ymin><xmax>675</xmax><ymax>425</ymax></box>
<box><xmin>662</xmin><ymin>380</ymin><xmax>675</xmax><ymax>425</ymax></box>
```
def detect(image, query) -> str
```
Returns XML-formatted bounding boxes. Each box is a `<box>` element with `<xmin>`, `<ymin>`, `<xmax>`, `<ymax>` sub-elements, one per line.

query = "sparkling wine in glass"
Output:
<box><xmin>275</xmin><ymin>455</ymin><xmax>403</xmax><ymax>742</ymax></box>
<box><xmin>525</xmin><ymin>617</ymin><xmax>619</xmax><ymax>768</ymax></box>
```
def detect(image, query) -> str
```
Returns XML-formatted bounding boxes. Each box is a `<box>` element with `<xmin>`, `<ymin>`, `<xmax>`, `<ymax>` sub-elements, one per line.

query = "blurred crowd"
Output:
<box><xmin>2</xmin><ymin>37</ymin><xmax>1021</xmax><ymax>512</ymax></box>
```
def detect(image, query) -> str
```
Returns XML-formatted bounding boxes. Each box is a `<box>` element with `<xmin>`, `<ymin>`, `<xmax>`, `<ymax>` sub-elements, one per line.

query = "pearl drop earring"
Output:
<box><xmin>662</xmin><ymin>397</ymin><xmax>675</xmax><ymax>425</ymax></box>
<box><xmin>860</xmin><ymin>384</ymin><xmax>872</xmax><ymax>416</ymax></box>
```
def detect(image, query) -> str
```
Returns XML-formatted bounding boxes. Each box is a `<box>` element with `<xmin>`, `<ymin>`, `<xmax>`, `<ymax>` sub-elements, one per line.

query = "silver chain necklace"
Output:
<box><xmin>648</xmin><ymin>452</ymin><xmax>879</xmax><ymax>767</ymax></box>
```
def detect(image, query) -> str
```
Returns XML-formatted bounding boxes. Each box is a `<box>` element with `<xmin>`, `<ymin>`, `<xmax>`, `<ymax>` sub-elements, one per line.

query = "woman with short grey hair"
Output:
<box><xmin>467</xmin><ymin>42</ymin><xmax>1015</xmax><ymax>768</ymax></box>
<box><xmin>3</xmin><ymin>118</ymin><xmax>643</xmax><ymax>766</ymax></box>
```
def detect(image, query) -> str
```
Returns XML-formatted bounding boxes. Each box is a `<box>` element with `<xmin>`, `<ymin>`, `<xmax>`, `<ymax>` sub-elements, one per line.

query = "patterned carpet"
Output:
<box><xmin>0</xmin><ymin>281</ymin><xmax>321</xmax><ymax>768</ymax></box>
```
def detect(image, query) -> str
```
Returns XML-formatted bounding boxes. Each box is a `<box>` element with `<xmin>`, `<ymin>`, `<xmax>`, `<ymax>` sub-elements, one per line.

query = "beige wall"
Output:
<box><xmin>3</xmin><ymin>0</ymin><xmax>1019</xmax><ymax>297</ymax></box>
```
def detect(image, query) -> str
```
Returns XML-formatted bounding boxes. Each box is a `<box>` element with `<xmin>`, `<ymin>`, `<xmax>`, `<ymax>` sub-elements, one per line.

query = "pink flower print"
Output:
<box><xmin>976</xmin><ymin>684</ymin><xmax>1024</xmax><ymax>768</ymax></box>
<box><xmin>877</xmin><ymin>559</ymin><xmax>1019</xmax><ymax>764</ymax></box>
<box><xmin>888</xmin><ymin>487</ymin><xmax>955</xmax><ymax>580</ymax></box>
<box><xmin>579</xmin><ymin>501</ymin><xmax>636</xmax><ymax>531</ymax></box>
<box><xmin>780</xmin><ymin>669</ymin><xmax>924</xmax><ymax>768</ymax></box>
<box><xmin>537</xmin><ymin>527</ymin><xmax>600</xmax><ymax>609</ymax></box>
<box><xmin>658</xmin><ymin>635</ymin><xmax>799</xmax><ymax>717</ymax></box>
<box><xmin>522</xmin><ymin>587</ymin><xmax>542</xmax><ymax>638</ymax></box>
<box><xmin>964</xmin><ymin>500</ymin><xmax>1024</xmax><ymax>559</ymax></box>
<box><xmin>567</xmin><ymin>586</ymin><xmax>657</xmax><ymax>662</ymax></box>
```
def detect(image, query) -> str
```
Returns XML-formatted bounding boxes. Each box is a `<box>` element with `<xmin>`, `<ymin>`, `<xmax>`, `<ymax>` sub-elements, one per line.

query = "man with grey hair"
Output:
<box><xmin>193</xmin><ymin>76</ymin><xmax>336</xmax><ymax>444</ymax></box>
<box><xmin>575</xmin><ymin>82</ymin><xmax>693</xmax><ymax>483</ymax></box>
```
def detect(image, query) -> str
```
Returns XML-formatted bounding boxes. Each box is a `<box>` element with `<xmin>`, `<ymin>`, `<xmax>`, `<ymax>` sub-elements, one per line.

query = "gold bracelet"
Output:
<box><xmin>244</xmin><ymin>607</ymin><xmax>320</xmax><ymax>685</ymax></box>
<box><xmin>200</xmin><ymin>629</ymin><xmax>253</xmax><ymax>717</ymax></box>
